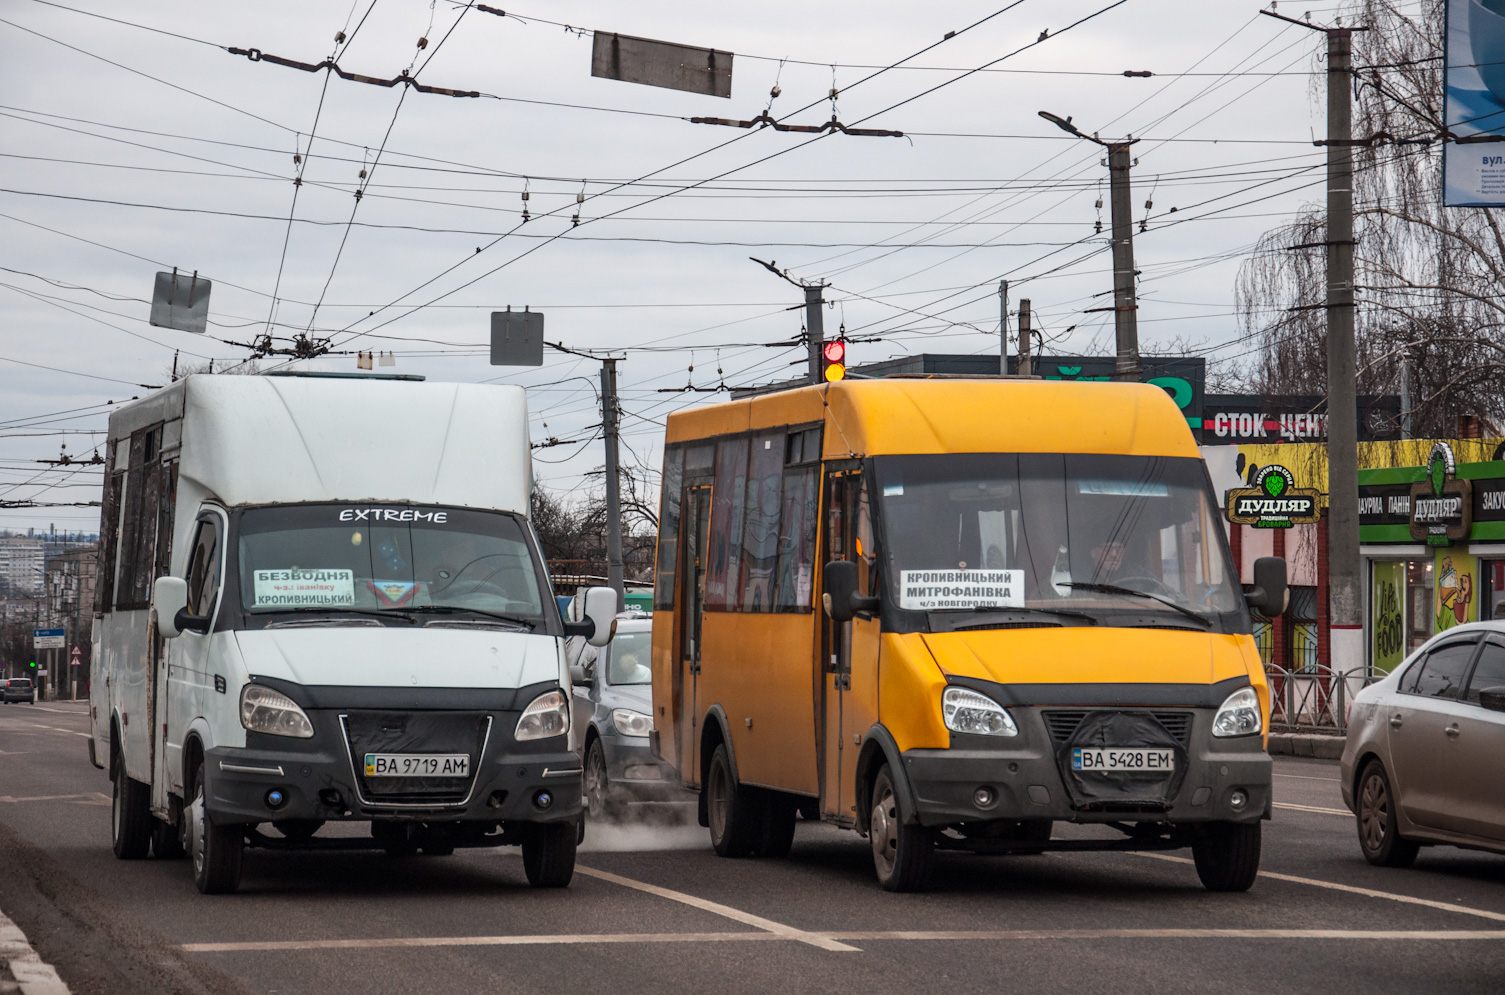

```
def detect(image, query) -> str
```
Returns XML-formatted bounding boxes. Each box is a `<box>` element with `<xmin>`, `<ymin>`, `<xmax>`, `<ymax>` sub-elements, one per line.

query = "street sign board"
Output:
<box><xmin>149</xmin><ymin>270</ymin><xmax>212</xmax><ymax>334</ymax></box>
<box><xmin>33</xmin><ymin>628</ymin><xmax>65</xmax><ymax>650</ymax></box>
<box><xmin>591</xmin><ymin>32</ymin><xmax>733</xmax><ymax>98</ymax></box>
<box><xmin>490</xmin><ymin>310</ymin><xmax>545</xmax><ymax>366</ymax></box>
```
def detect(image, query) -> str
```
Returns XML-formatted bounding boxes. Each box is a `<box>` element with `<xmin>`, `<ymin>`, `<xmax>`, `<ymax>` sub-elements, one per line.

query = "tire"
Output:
<box><xmin>870</xmin><ymin>766</ymin><xmax>934</xmax><ymax>892</ymax></box>
<box><xmin>188</xmin><ymin>760</ymin><xmax>243</xmax><ymax>894</ymax></box>
<box><xmin>422</xmin><ymin>842</ymin><xmax>456</xmax><ymax>856</ymax></box>
<box><xmin>521</xmin><ymin>821</ymin><xmax>577</xmax><ymax>887</ymax></box>
<box><xmin>111</xmin><ymin>752</ymin><xmax>153</xmax><ymax>860</ymax></box>
<box><xmin>705</xmin><ymin>744</ymin><xmax>760</xmax><ymax>858</ymax></box>
<box><xmin>1356</xmin><ymin>760</ymin><xmax>1420</xmax><ymax>868</ymax></box>
<box><xmin>151</xmin><ymin>817</ymin><xmax>185</xmax><ymax>859</ymax></box>
<box><xmin>584</xmin><ymin>738</ymin><xmax>614</xmax><ymax>821</ymax></box>
<box><xmin>1012</xmin><ymin>819</ymin><xmax>1052</xmax><ymax>852</ymax></box>
<box><xmin>1192</xmin><ymin>821</ymin><xmax>1262</xmax><ymax>892</ymax></box>
<box><xmin>756</xmin><ymin>792</ymin><xmax>798</xmax><ymax>858</ymax></box>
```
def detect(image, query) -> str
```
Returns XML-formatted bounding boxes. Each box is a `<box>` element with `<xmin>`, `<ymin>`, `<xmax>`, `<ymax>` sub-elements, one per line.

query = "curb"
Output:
<box><xmin>0</xmin><ymin>909</ymin><xmax>69</xmax><ymax>995</ymax></box>
<box><xmin>1267</xmin><ymin>732</ymin><xmax>1345</xmax><ymax>760</ymax></box>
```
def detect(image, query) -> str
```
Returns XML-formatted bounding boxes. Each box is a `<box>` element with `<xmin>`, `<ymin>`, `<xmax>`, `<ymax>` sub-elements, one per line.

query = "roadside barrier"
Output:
<box><xmin>1264</xmin><ymin>664</ymin><xmax>1379</xmax><ymax>734</ymax></box>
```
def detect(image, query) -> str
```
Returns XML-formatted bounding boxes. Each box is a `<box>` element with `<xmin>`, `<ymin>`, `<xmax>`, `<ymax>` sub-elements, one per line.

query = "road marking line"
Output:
<box><xmin>1273</xmin><ymin>772</ymin><xmax>1340</xmax><ymax>783</ymax></box>
<box><xmin>180</xmin><ymin>927</ymin><xmax>1505</xmax><ymax>954</ymax></box>
<box><xmin>1</xmin><ymin>906</ymin><xmax>72</xmax><ymax>993</ymax></box>
<box><xmin>1134</xmin><ymin>853</ymin><xmax>1505</xmax><ymax>923</ymax></box>
<box><xmin>0</xmin><ymin>793</ymin><xmax>105</xmax><ymax>804</ymax></box>
<box><xmin>1274</xmin><ymin>802</ymin><xmax>1351</xmax><ymax>816</ymax></box>
<box><xmin>574</xmin><ymin>865</ymin><xmax>859</xmax><ymax>952</ymax></box>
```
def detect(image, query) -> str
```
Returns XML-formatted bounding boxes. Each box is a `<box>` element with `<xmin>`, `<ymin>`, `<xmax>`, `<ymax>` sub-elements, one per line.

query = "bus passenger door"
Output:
<box><xmin>821</xmin><ymin>468</ymin><xmax>878</xmax><ymax>823</ymax></box>
<box><xmin>679</xmin><ymin>485</ymin><xmax>712</xmax><ymax>784</ymax></box>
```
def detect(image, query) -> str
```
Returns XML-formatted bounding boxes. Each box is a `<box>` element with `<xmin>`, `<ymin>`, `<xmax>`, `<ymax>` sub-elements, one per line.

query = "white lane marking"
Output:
<box><xmin>1273</xmin><ymin>772</ymin><xmax>1340</xmax><ymax>783</ymax></box>
<box><xmin>0</xmin><ymin>793</ymin><xmax>105</xmax><ymax>804</ymax></box>
<box><xmin>181</xmin><ymin>928</ymin><xmax>1505</xmax><ymax>953</ymax></box>
<box><xmin>3</xmin><ymin>724</ymin><xmax>89</xmax><ymax>738</ymax></box>
<box><xmin>574</xmin><ymin>865</ymin><xmax>860</xmax><ymax>952</ymax></box>
<box><xmin>1135</xmin><ymin>853</ymin><xmax>1505</xmax><ymax>924</ymax></box>
<box><xmin>1274</xmin><ymin>802</ymin><xmax>1351</xmax><ymax>817</ymax></box>
<box><xmin>27</xmin><ymin>706</ymin><xmax>88</xmax><ymax>716</ymax></box>
<box><xmin>1</xmin><ymin>906</ymin><xmax>72</xmax><ymax>993</ymax></box>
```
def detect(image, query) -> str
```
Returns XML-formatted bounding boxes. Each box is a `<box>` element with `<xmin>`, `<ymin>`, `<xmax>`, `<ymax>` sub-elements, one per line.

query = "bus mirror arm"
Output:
<box><xmin>823</xmin><ymin>561</ymin><xmax>879</xmax><ymax>623</ymax></box>
<box><xmin>1244</xmin><ymin>556</ymin><xmax>1288</xmax><ymax>618</ymax></box>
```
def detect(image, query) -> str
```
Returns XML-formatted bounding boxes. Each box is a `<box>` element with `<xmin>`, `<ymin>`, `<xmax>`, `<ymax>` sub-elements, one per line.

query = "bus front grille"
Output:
<box><xmin>1042</xmin><ymin>710</ymin><xmax>1193</xmax><ymax>745</ymax></box>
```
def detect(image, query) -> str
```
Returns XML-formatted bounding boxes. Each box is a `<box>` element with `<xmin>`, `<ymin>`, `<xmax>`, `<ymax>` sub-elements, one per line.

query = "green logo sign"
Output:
<box><xmin>1262</xmin><ymin>473</ymin><xmax>1287</xmax><ymax>498</ymax></box>
<box><xmin>1225</xmin><ymin>464</ymin><xmax>1320</xmax><ymax>529</ymax></box>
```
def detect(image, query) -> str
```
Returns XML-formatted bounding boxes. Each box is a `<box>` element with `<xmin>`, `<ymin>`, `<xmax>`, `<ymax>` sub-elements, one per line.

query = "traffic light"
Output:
<box><xmin>822</xmin><ymin>340</ymin><xmax>846</xmax><ymax>382</ymax></box>
<box><xmin>28</xmin><ymin>661</ymin><xmax>36</xmax><ymax>668</ymax></box>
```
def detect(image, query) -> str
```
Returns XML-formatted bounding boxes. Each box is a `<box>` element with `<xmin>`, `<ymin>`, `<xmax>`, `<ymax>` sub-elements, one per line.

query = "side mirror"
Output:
<box><xmin>153</xmin><ymin>576</ymin><xmax>209</xmax><ymax>638</ymax></box>
<box><xmin>822</xmin><ymin>560</ymin><xmax>880</xmax><ymax>623</ymax></box>
<box><xmin>1478</xmin><ymin>687</ymin><xmax>1505</xmax><ymax>713</ymax></box>
<box><xmin>563</xmin><ymin>586</ymin><xmax>618</xmax><ymax>648</ymax></box>
<box><xmin>1245</xmin><ymin>556</ymin><xmax>1288</xmax><ymax>617</ymax></box>
<box><xmin>570</xmin><ymin>663</ymin><xmax>590</xmax><ymax>686</ymax></box>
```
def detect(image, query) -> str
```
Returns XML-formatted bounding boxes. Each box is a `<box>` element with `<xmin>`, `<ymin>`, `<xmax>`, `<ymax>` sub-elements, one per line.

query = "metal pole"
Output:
<box><xmin>1018</xmin><ymin>299</ymin><xmax>1032</xmax><ymax>377</ymax></box>
<box><xmin>1324</xmin><ymin>27</ymin><xmax>1363</xmax><ymax>676</ymax></box>
<box><xmin>600</xmin><ymin>359</ymin><xmax>625</xmax><ymax>602</ymax></box>
<box><xmin>998</xmin><ymin>280</ymin><xmax>1009</xmax><ymax>375</ymax></box>
<box><xmin>804</xmin><ymin>284</ymin><xmax>825</xmax><ymax>385</ymax></box>
<box><xmin>1108</xmin><ymin>142</ymin><xmax>1140</xmax><ymax>381</ymax></box>
<box><xmin>1400</xmin><ymin>357</ymin><xmax>1412</xmax><ymax>439</ymax></box>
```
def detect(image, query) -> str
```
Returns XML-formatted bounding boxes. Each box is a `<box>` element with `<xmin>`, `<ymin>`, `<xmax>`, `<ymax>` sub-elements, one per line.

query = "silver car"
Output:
<box><xmin>569</xmin><ymin>613</ymin><xmax>680</xmax><ymax>819</ymax></box>
<box><xmin>1341</xmin><ymin>621</ymin><xmax>1505</xmax><ymax>866</ymax></box>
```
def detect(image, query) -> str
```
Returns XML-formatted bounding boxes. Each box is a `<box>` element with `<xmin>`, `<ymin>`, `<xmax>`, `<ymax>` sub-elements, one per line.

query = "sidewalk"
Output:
<box><xmin>1267</xmin><ymin>731</ymin><xmax>1345</xmax><ymax>760</ymax></box>
<box><xmin>0</xmin><ymin>909</ymin><xmax>69</xmax><ymax>995</ymax></box>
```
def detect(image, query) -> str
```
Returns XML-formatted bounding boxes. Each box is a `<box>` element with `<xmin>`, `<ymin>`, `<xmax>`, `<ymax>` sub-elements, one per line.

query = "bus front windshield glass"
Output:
<box><xmin>237</xmin><ymin>505</ymin><xmax>546</xmax><ymax>622</ymax></box>
<box><xmin>874</xmin><ymin>454</ymin><xmax>1241</xmax><ymax>622</ymax></box>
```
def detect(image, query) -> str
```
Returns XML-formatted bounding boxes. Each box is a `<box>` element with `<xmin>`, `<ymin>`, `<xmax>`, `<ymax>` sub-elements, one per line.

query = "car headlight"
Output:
<box><xmin>612</xmin><ymin>708</ymin><xmax>653</xmax><ymax>737</ymax></box>
<box><xmin>1212</xmin><ymin>686</ymin><xmax>1262</xmax><ymax>737</ymax></box>
<box><xmin>516</xmin><ymin>689</ymin><xmax>570</xmax><ymax>742</ymax></box>
<box><xmin>942</xmin><ymin>687</ymin><xmax>1018</xmax><ymax>737</ymax></box>
<box><xmin>239</xmin><ymin>685</ymin><xmax>314</xmax><ymax>739</ymax></box>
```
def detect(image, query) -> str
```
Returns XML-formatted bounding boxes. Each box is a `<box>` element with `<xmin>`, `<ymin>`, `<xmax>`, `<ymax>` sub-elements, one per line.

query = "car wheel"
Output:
<box><xmin>756</xmin><ymin>792</ymin><xmax>798</xmax><ymax>858</ymax></box>
<box><xmin>151</xmin><ymin>817</ymin><xmax>185</xmax><ymax>859</ymax></box>
<box><xmin>870</xmin><ymin>765</ymin><xmax>933</xmax><ymax>892</ymax></box>
<box><xmin>521</xmin><ymin>821</ymin><xmax>577</xmax><ymax>887</ymax></box>
<box><xmin>111</xmin><ymin>752</ymin><xmax>153</xmax><ymax>860</ymax></box>
<box><xmin>188</xmin><ymin>759</ymin><xmax>243</xmax><ymax>894</ymax></box>
<box><xmin>1357</xmin><ymin>760</ymin><xmax>1420</xmax><ymax>868</ymax></box>
<box><xmin>705</xmin><ymin>744</ymin><xmax>759</xmax><ymax>858</ymax></box>
<box><xmin>584</xmin><ymin>738</ymin><xmax>612</xmax><ymax>821</ymax></box>
<box><xmin>421</xmin><ymin>843</ymin><xmax>456</xmax><ymax>856</ymax></box>
<box><xmin>1192</xmin><ymin>821</ymin><xmax>1261</xmax><ymax>892</ymax></box>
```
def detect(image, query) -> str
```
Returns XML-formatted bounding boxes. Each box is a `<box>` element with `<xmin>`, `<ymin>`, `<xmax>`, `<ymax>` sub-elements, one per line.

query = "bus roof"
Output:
<box><xmin>665</xmin><ymin>378</ymin><xmax>1198</xmax><ymax>459</ymax></box>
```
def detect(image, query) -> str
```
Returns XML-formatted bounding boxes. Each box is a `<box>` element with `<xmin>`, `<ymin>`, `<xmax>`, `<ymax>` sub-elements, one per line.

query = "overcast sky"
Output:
<box><xmin>0</xmin><ymin>0</ymin><xmax>1350</xmax><ymax>536</ymax></box>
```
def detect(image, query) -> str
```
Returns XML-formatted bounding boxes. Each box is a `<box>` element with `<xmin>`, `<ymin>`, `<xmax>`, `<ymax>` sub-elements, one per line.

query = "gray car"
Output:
<box><xmin>569</xmin><ymin>614</ymin><xmax>681</xmax><ymax>818</ymax></box>
<box><xmin>2</xmin><ymin>678</ymin><xmax>35</xmax><ymax>704</ymax></box>
<box><xmin>1341</xmin><ymin>621</ymin><xmax>1505</xmax><ymax>866</ymax></box>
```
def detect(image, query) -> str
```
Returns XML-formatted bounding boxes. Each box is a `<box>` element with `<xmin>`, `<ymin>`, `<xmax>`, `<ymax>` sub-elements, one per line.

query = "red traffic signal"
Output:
<box><xmin>822</xmin><ymin>340</ymin><xmax>847</xmax><ymax>382</ymax></box>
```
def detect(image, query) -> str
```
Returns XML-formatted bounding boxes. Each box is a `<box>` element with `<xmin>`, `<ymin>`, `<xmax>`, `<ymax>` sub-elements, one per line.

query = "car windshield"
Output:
<box><xmin>606</xmin><ymin>630</ymin><xmax>652</xmax><ymax>685</ymax></box>
<box><xmin>874</xmin><ymin>453</ymin><xmax>1241</xmax><ymax>622</ymax></box>
<box><xmin>236</xmin><ymin>504</ymin><xmax>547</xmax><ymax>620</ymax></box>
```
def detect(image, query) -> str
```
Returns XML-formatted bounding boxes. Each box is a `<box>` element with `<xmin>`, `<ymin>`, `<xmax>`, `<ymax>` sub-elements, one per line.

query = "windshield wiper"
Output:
<box><xmin>403</xmin><ymin>605</ymin><xmax>537</xmax><ymax>630</ymax></box>
<box><xmin>1057</xmin><ymin>582</ymin><xmax>1211</xmax><ymax>626</ymax></box>
<box><xmin>272</xmin><ymin>606</ymin><xmax>416</xmax><ymax>624</ymax></box>
<box><xmin>959</xmin><ymin>605</ymin><xmax>1098</xmax><ymax>624</ymax></box>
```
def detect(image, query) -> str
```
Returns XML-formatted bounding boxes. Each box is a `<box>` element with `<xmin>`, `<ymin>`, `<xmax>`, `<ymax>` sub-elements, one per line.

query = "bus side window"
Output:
<box><xmin>856</xmin><ymin>476</ymin><xmax>877</xmax><ymax>597</ymax></box>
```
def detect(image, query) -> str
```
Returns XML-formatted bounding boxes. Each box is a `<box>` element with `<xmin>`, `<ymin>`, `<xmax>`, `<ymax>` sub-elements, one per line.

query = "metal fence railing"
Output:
<box><xmin>1265</xmin><ymin>664</ymin><xmax>1381</xmax><ymax>734</ymax></box>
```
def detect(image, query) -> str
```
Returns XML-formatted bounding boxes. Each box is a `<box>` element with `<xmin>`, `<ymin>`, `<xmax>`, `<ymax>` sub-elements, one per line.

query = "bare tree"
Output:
<box><xmin>1234</xmin><ymin>0</ymin><xmax>1505</xmax><ymax>436</ymax></box>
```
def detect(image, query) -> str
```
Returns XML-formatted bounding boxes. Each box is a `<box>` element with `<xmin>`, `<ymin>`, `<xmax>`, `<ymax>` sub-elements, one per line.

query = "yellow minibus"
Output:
<box><xmin>649</xmin><ymin>378</ymin><xmax>1286</xmax><ymax>891</ymax></box>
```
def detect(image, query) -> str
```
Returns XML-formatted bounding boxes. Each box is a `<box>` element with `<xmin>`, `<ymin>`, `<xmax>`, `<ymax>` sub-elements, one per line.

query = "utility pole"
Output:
<box><xmin>1018</xmin><ymin>298</ymin><xmax>1032</xmax><ymax>376</ymax></box>
<box><xmin>600</xmin><ymin>358</ymin><xmax>625</xmax><ymax>602</ymax></box>
<box><xmin>1038</xmin><ymin>111</ymin><xmax>1139</xmax><ymax>381</ymax></box>
<box><xmin>998</xmin><ymin>280</ymin><xmax>1009</xmax><ymax>374</ymax></box>
<box><xmin>1263</xmin><ymin>9</ymin><xmax>1367</xmax><ymax>676</ymax></box>
<box><xmin>752</xmin><ymin>258</ymin><xmax>828</xmax><ymax>385</ymax></box>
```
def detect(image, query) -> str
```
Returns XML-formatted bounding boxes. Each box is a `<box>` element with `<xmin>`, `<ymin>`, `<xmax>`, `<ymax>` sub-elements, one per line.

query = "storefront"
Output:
<box><xmin>1358</xmin><ymin>443</ymin><xmax>1505</xmax><ymax>673</ymax></box>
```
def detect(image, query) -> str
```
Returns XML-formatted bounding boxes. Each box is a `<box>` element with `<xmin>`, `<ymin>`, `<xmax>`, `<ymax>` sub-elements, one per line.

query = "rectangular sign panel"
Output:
<box><xmin>591</xmin><ymin>32</ymin><xmax>733</xmax><ymax>98</ymax></box>
<box><xmin>490</xmin><ymin>310</ymin><xmax>545</xmax><ymax>367</ymax></box>
<box><xmin>33</xmin><ymin>628</ymin><xmax>65</xmax><ymax>649</ymax></box>
<box><xmin>1446</xmin><ymin>0</ymin><xmax>1505</xmax><ymax>205</ymax></box>
<box><xmin>149</xmin><ymin>270</ymin><xmax>211</xmax><ymax>334</ymax></box>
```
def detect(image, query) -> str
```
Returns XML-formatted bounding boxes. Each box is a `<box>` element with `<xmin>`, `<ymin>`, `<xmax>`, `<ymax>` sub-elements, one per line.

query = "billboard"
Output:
<box><xmin>1445</xmin><ymin>0</ymin><xmax>1505</xmax><ymax>205</ymax></box>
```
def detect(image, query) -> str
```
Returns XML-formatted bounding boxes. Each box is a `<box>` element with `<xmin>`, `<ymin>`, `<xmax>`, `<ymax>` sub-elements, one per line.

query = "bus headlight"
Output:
<box><xmin>240</xmin><ymin>685</ymin><xmax>315</xmax><ymax>739</ymax></box>
<box><xmin>612</xmin><ymin>708</ymin><xmax>653</xmax><ymax>737</ymax></box>
<box><xmin>1212</xmin><ymin>686</ymin><xmax>1262</xmax><ymax>737</ymax></box>
<box><xmin>942</xmin><ymin>687</ymin><xmax>1018</xmax><ymax>737</ymax></box>
<box><xmin>516</xmin><ymin>689</ymin><xmax>570</xmax><ymax>741</ymax></box>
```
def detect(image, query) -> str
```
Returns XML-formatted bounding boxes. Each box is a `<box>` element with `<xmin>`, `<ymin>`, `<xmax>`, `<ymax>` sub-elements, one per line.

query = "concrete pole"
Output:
<box><xmin>1324</xmin><ymin>28</ymin><xmax>1364</xmax><ymax>676</ymax></box>
<box><xmin>998</xmin><ymin>280</ymin><xmax>1009</xmax><ymax>375</ymax></box>
<box><xmin>1018</xmin><ymin>299</ymin><xmax>1032</xmax><ymax>376</ymax></box>
<box><xmin>600</xmin><ymin>359</ymin><xmax>625</xmax><ymax>601</ymax></box>
<box><xmin>1108</xmin><ymin>142</ymin><xmax>1140</xmax><ymax>381</ymax></box>
<box><xmin>804</xmin><ymin>284</ymin><xmax>825</xmax><ymax>385</ymax></box>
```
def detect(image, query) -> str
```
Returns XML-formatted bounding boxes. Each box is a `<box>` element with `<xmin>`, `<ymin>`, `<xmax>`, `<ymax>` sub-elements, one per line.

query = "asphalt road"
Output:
<box><xmin>3</xmin><ymin>700</ymin><xmax>1504</xmax><ymax>995</ymax></box>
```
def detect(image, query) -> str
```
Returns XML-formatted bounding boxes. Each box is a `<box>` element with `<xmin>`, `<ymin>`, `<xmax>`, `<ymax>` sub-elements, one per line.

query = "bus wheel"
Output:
<box><xmin>111</xmin><ymin>753</ymin><xmax>153</xmax><ymax>860</ymax></box>
<box><xmin>188</xmin><ymin>760</ymin><xmax>243</xmax><ymax>894</ymax></box>
<box><xmin>151</xmin><ymin>817</ymin><xmax>185</xmax><ymax>859</ymax></box>
<box><xmin>1191</xmin><ymin>821</ymin><xmax>1261</xmax><ymax>892</ymax></box>
<box><xmin>521</xmin><ymin>821</ymin><xmax>577</xmax><ymax>887</ymax></box>
<box><xmin>870</xmin><ymin>766</ymin><xmax>933</xmax><ymax>892</ymax></box>
<box><xmin>706</xmin><ymin>744</ymin><xmax>759</xmax><ymax>858</ymax></box>
<box><xmin>756</xmin><ymin>793</ymin><xmax>798</xmax><ymax>858</ymax></box>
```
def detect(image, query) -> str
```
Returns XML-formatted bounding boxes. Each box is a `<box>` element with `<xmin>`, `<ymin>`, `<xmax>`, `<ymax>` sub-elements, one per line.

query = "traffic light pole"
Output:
<box><xmin>804</xmin><ymin>284</ymin><xmax>825</xmax><ymax>386</ymax></box>
<box><xmin>600</xmin><ymin>358</ymin><xmax>625</xmax><ymax>602</ymax></box>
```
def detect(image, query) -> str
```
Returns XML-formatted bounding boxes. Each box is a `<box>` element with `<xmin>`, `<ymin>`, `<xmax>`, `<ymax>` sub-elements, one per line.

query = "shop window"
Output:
<box><xmin>1288</xmin><ymin>586</ymin><xmax>1318</xmax><ymax>674</ymax></box>
<box><xmin>1485</xmin><ymin>560</ymin><xmax>1505</xmax><ymax>621</ymax></box>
